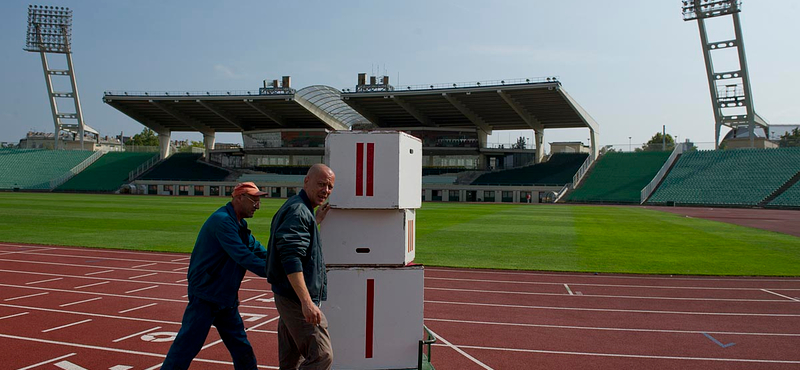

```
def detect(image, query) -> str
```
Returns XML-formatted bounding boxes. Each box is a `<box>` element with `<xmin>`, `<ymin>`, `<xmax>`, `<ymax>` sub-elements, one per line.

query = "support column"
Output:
<box><xmin>477</xmin><ymin>130</ymin><xmax>489</xmax><ymax>170</ymax></box>
<box><xmin>157</xmin><ymin>130</ymin><xmax>171</xmax><ymax>160</ymax></box>
<box><xmin>534</xmin><ymin>131</ymin><xmax>544</xmax><ymax>163</ymax></box>
<box><xmin>203</xmin><ymin>132</ymin><xmax>216</xmax><ymax>162</ymax></box>
<box><xmin>589</xmin><ymin>129</ymin><xmax>599</xmax><ymax>160</ymax></box>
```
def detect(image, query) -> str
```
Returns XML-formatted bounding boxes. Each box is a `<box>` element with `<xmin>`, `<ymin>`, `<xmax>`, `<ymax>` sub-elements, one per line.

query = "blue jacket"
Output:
<box><xmin>266</xmin><ymin>190</ymin><xmax>327</xmax><ymax>305</ymax></box>
<box><xmin>187</xmin><ymin>202</ymin><xmax>267</xmax><ymax>307</ymax></box>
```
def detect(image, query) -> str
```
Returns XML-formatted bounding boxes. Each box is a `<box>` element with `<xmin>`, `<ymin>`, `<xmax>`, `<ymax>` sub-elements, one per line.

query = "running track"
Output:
<box><xmin>1</xmin><ymin>242</ymin><xmax>799</xmax><ymax>369</ymax></box>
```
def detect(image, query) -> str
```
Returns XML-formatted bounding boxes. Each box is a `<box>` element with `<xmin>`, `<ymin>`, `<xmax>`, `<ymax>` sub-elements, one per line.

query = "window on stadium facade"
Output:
<box><xmin>194</xmin><ymin>185</ymin><xmax>204</xmax><ymax>196</ymax></box>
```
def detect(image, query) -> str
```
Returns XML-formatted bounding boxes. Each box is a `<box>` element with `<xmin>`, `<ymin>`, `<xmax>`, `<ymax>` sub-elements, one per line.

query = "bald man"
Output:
<box><xmin>265</xmin><ymin>164</ymin><xmax>335</xmax><ymax>369</ymax></box>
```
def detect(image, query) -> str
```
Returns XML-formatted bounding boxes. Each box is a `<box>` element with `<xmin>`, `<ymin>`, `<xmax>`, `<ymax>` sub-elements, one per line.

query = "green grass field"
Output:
<box><xmin>1</xmin><ymin>192</ymin><xmax>798</xmax><ymax>276</ymax></box>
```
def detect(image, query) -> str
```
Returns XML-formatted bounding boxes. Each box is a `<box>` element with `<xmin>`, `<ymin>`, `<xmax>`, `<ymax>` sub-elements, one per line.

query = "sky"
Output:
<box><xmin>1</xmin><ymin>0</ymin><xmax>798</xmax><ymax>151</ymax></box>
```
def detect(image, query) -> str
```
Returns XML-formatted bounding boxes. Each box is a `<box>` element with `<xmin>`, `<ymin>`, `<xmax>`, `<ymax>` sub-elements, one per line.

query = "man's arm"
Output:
<box><xmin>214</xmin><ymin>217</ymin><xmax>268</xmax><ymax>277</ymax></box>
<box><xmin>287</xmin><ymin>271</ymin><xmax>322</xmax><ymax>325</ymax></box>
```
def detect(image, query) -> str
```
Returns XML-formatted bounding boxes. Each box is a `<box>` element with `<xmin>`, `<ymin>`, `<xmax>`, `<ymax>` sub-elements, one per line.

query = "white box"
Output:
<box><xmin>323</xmin><ymin>266</ymin><xmax>424</xmax><ymax>370</ymax></box>
<box><xmin>321</xmin><ymin>208</ymin><xmax>415</xmax><ymax>266</ymax></box>
<box><xmin>325</xmin><ymin>131</ymin><xmax>422</xmax><ymax>209</ymax></box>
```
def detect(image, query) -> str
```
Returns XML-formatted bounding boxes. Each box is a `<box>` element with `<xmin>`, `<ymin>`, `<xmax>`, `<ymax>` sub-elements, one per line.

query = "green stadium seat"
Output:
<box><xmin>0</xmin><ymin>149</ymin><xmax>95</xmax><ymax>190</ymax></box>
<box><xmin>56</xmin><ymin>152</ymin><xmax>158</xmax><ymax>192</ymax></box>
<box><xmin>565</xmin><ymin>151</ymin><xmax>672</xmax><ymax>203</ymax></box>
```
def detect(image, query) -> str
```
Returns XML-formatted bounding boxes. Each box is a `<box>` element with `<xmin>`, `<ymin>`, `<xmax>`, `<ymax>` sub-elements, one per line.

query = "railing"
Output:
<box><xmin>553</xmin><ymin>183</ymin><xmax>572</xmax><ymax>203</ymax></box>
<box><xmin>640</xmin><ymin>142</ymin><xmax>688</xmax><ymax>204</ymax></box>
<box><xmin>104</xmin><ymin>90</ymin><xmax>284</xmax><ymax>97</ymax></box>
<box><xmin>128</xmin><ymin>155</ymin><xmax>160</xmax><ymax>182</ymax></box>
<box><xmin>571</xmin><ymin>153</ymin><xmax>595</xmax><ymax>188</ymax></box>
<box><xmin>49</xmin><ymin>150</ymin><xmax>105</xmax><ymax>190</ymax></box>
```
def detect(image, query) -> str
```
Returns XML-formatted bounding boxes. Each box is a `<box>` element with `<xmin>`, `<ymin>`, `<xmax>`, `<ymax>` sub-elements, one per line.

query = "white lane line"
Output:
<box><xmin>118</xmin><ymin>303</ymin><xmax>158</xmax><ymax>314</ymax></box>
<box><xmin>426</xmin><ymin>276</ymin><xmax>800</xmax><ymax>291</ymax></box>
<box><xmin>4</xmin><ymin>292</ymin><xmax>49</xmax><ymax>301</ymax></box>
<box><xmin>427</xmin><ymin>327</ymin><xmax>493</xmax><ymax>369</ymax></box>
<box><xmin>129</xmin><ymin>272</ymin><xmax>158</xmax><ymax>280</ymax></box>
<box><xmin>761</xmin><ymin>289</ymin><xmax>800</xmax><ymax>302</ymax></box>
<box><xmin>241</xmin><ymin>293</ymin><xmax>268</xmax><ymax>303</ymax></box>
<box><xmin>54</xmin><ymin>360</ymin><xmax>86</xmax><ymax>370</ymax></box>
<box><xmin>425</xmin><ymin>267</ymin><xmax>800</xmax><ymax>283</ymax></box>
<box><xmin>0</xmin><ymin>333</ymin><xmax>280</xmax><ymax>369</ymax></box>
<box><xmin>131</xmin><ymin>262</ymin><xmax>158</xmax><ymax>269</ymax></box>
<box><xmin>425</xmin><ymin>286</ymin><xmax>789</xmax><ymax>303</ymax></box>
<box><xmin>172</xmin><ymin>266</ymin><xmax>189</xmax><ymax>271</ymax></box>
<box><xmin>85</xmin><ymin>269</ymin><xmax>115</xmax><ymax>276</ymax></box>
<box><xmin>74</xmin><ymin>281</ymin><xmax>110</xmax><ymax>289</ymax></box>
<box><xmin>59</xmin><ymin>297</ymin><xmax>103</xmax><ymax>307</ymax></box>
<box><xmin>25</xmin><ymin>277</ymin><xmax>64</xmax><ymax>285</ymax></box>
<box><xmin>143</xmin><ymin>364</ymin><xmax>163</xmax><ymax>370</ymax></box>
<box><xmin>175</xmin><ymin>278</ymin><xmax>188</xmax><ymax>283</ymax></box>
<box><xmin>0</xmin><ymin>284</ymin><xmax>273</xmax><ymax>311</ymax></box>
<box><xmin>171</xmin><ymin>257</ymin><xmax>190</xmax><ymax>262</ymax></box>
<box><xmin>425</xmin><ymin>300</ymin><xmax>800</xmax><ymax>317</ymax></box>
<box><xmin>432</xmin><ymin>342</ymin><xmax>800</xmax><ymax>364</ymax></box>
<box><xmin>2</xmin><ymin>302</ymin><xmax>181</xmax><ymax>325</ymax></box>
<box><xmin>125</xmin><ymin>285</ymin><xmax>159</xmax><ymax>294</ymax></box>
<box><xmin>113</xmin><ymin>326</ymin><xmax>162</xmax><ymax>343</ymax></box>
<box><xmin>0</xmin><ymin>311</ymin><xmax>29</xmax><ymax>320</ymax></box>
<box><xmin>201</xmin><ymin>315</ymin><xmax>281</xmax><ymax>350</ymax></box>
<box><xmin>564</xmin><ymin>284</ymin><xmax>574</xmax><ymax>295</ymax></box>
<box><xmin>17</xmin><ymin>352</ymin><xmax>77</xmax><ymax>370</ymax></box>
<box><xmin>425</xmin><ymin>317</ymin><xmax>800</xmax><ymax>337</ymax></box>
<box><xmin>42</xmin><ymin>318</ymin><xmax>93</xmax><ymax>333</ymax></box>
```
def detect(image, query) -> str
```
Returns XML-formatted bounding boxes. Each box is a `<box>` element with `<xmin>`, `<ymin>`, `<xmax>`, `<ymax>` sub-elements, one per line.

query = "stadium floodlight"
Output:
<box><xmin>681</xmin><ymin>0</ymin><xmax>740</xmax><ymax>20</ymax></box>
<box><xmin>25</xmin><ymin>5</ymin><xmax>73</xmax><ymax>53</ymax></box>
<box><xmin>24</xmin><ymin>4</ymin><xmax>90</xmax><ymax>150</ymax></box>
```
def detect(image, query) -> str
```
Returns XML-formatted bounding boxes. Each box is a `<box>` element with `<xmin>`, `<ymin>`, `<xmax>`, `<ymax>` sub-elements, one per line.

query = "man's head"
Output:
<box><xmin>232</xmin><ymin>182</ymin><xmax>267</xmax><ymax>220</ymax></box>
<box><xmin>303</xmin><ymin>164</ymin><xmax>335</xmax><ymax>208</ymax></box>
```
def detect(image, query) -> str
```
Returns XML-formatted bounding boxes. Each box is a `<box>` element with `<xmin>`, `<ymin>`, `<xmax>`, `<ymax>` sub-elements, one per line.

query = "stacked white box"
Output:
<box><xmin>325</xmin><ymin>131</ymin><xmax>422</xmax><ymax>210</ymax></box>
<box><xmin>320</xmin><ymin>208</ymin><xmax>415</xmax><ymax>266</ymax></box>
<box><xmin>321</xmin><ymin>130</ymin><xmax>425</xmax><ymax>369</ymax></box>
<box><xmin>322</xmin><ymin>266</ymin><xmax>424</xmax><ymax>370</ymax></box>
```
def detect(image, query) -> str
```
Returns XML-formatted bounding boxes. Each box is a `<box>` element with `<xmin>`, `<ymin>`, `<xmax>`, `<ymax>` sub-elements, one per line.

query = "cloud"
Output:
<box><xmin>214</xmin><ymin>64</ymin><xmax>246</xmax><ymax>79</ymax></box>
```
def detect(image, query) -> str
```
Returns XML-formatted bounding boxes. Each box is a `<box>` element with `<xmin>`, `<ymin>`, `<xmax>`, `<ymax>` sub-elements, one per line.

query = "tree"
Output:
<box><xmin>512</xmin><ymin>136</ymin><xmax>527</xmax><ymax>149</ymax></box>
<box><xmin>129</xmin><ymin>128</ymin><xmax>159</xmax><ymax>147</ymax></box>
<box><xmin>637</xmin><ymin>132</ymin><xmax>675</xmax><ymax>152</ymax></box>
<box><xmin>778</xmin><ymin>128</ymin><xmax>800</xmax><ymax>148</ymax></box>
<box><xmin>599</xmin><ymin>145</ymin><xmax>619</xmax><ymax>155</ymax></box>
<box><xmin>179</xmin><ymin>140</ymin><xmax>206</xmax><ymax>153</ymax></box>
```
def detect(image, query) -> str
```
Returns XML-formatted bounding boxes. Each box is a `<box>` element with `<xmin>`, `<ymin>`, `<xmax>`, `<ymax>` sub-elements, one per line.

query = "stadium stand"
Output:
<box><xmin>55</xmin><ymin>152</ymin><xmax>157</xmax><ymax>192</ymax></box>
<box><xmin>237</xmin><ymin>173</ymin><xmax>305</xmax><ymax>184</ymax></box>
<box><xmin>565</xmin><ymin>151</ymin><xmax>672</xmax><ymax>203</ymax></box>
<box><xmin>471</xmin><ymin>153</ymin><xmax>588</xmax><ymax>186</ymax></box>
<box><xmin>422</xmin><ymin>175</ymin><xmax>458</xmax><ymax>185</ymax></box>
<box><xmin>140</xmin><ymin>153</ymin><xmax>230</xmax><ymax>181</ymax></box>
<box><xmin>767</xmin><ymin>177</ymin><xmax>800</xmax><ymax>208</ymax></box>
<box><xmin>422</xmin><ymin>167</ymin><xmax>467</xmax><ymax>176</ymax></box>
<box><xmin>0</xmin><ymin>149</ymin><xmax>94</xmax><ymax>190</ymax></box>
<box><xmin>648</xmin><ymin>148</ymin><xmax>800</xmax><ymax>206</ymax></box>
<box><xmin>252</xmin><ymin>165</ymin><xmax>311</xmax><ymax>175</ymax></box>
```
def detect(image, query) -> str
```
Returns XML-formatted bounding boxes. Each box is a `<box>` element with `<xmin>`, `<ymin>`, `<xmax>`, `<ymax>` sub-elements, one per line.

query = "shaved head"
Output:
<box><xmin>304</xmin><ymin>164</ymin><xmax>335</xmax><ymax>207</ymax></box>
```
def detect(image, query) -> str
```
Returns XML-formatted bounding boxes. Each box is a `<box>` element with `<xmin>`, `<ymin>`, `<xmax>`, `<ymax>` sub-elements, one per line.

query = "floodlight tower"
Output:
<box><xmin>24</xmin><ymin>4</ymin><xmax>89</xmax><ymax>150</ymax></box>
<box><xmin>682</xmin><ymin>0</ymin><xmax>767</xmax><ymax>149</ymax></box>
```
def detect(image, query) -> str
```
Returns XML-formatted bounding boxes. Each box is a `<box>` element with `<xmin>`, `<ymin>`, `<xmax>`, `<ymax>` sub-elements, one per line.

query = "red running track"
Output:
<box><xmin>1</xmin><ymin>242</ymin><xmax>799</xmax><ymax>369</ymax></box>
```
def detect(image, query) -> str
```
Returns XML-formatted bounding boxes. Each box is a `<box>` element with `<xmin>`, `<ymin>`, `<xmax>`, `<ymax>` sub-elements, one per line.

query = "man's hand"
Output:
<box><xmin>301</xmin><ymin>300</ymin><xmax>323</xmax><ymax>325</ymax></box>
<box><xmin>316</xmin><ymin>203</ymin><xmax>331</xmax><ymax>225</ymax></box>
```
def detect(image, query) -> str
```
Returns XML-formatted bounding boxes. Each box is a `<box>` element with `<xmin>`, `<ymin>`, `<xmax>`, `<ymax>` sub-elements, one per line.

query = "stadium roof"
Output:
<box><xmin>102</xmin><ymin>85</ymin><xmax>369</xmax><ymax>134</ymax></box>
<box><xmin>341</xmin><ymin>77</ymin><xmax>599</xmax><ymax>135</ymax></box>
<box><xmin>102</xmin><ymin>77</ymin><xmax>599</xmax><ymax>138</ymax></box>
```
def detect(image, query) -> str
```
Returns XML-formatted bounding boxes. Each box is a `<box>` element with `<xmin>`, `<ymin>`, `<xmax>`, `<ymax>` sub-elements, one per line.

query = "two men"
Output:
<box><xmin>163</xmin><ymin>164</ymin><xmax>335</xmax><ymax>370</ymax></box>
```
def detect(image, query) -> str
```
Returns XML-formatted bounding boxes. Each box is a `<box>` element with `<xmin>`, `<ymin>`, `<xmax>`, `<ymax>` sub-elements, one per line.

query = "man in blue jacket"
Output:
<box><xmin>161</xmin><ymin>182</ymin><xmax>269</xmax><ymax>370</ymax></box>
<box><xmin>266</xmin><ymin>163</ymin><xmax>335</xmax><ymax>370</ymax></box>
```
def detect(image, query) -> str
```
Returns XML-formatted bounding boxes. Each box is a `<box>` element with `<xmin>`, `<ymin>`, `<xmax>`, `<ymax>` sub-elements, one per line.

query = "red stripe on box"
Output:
<box><xmin>366</xmin><ymin>143</ymin><xmax>374</xmax><ymax>196</ymax></box>
<box><xmin>408</xmin><ymin>219</ymin><xmax>414</xmax><ymax>253</ymax></box>
<box><xmin>366</xmin><ymin>278</ymin><xmax>375</xmax><ymax>358</ymax></box>
<box><xmin>356</xmin><ymin>143</ymin><xmax>364</xmax><ymax>196</ymax></box>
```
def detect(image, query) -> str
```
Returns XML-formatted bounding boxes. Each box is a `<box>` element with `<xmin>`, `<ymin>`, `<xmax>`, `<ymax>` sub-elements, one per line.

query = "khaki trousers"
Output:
<box><xmin>274</xmin><ymin>294</ymin><xmax>333</xmax><ymax>370</ymax></box>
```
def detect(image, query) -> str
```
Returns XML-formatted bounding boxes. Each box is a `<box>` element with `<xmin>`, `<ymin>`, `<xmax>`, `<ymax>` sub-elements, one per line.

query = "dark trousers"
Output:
<box><xmin>161</xmin><ymin>295</ymin><xmax>257</xmax><ymax>370</ymax></box>
<box><xmin>274</xmin><ymin>294</ymin><xmax>333</xmax><ymax>370</ymax></box>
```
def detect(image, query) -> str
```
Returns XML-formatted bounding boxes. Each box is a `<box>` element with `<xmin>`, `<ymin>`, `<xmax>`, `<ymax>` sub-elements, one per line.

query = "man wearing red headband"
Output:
<box><xmin>161</xmin><ymin>182</ymin><xmax>269</xmax><ymax>370</ymax></box>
